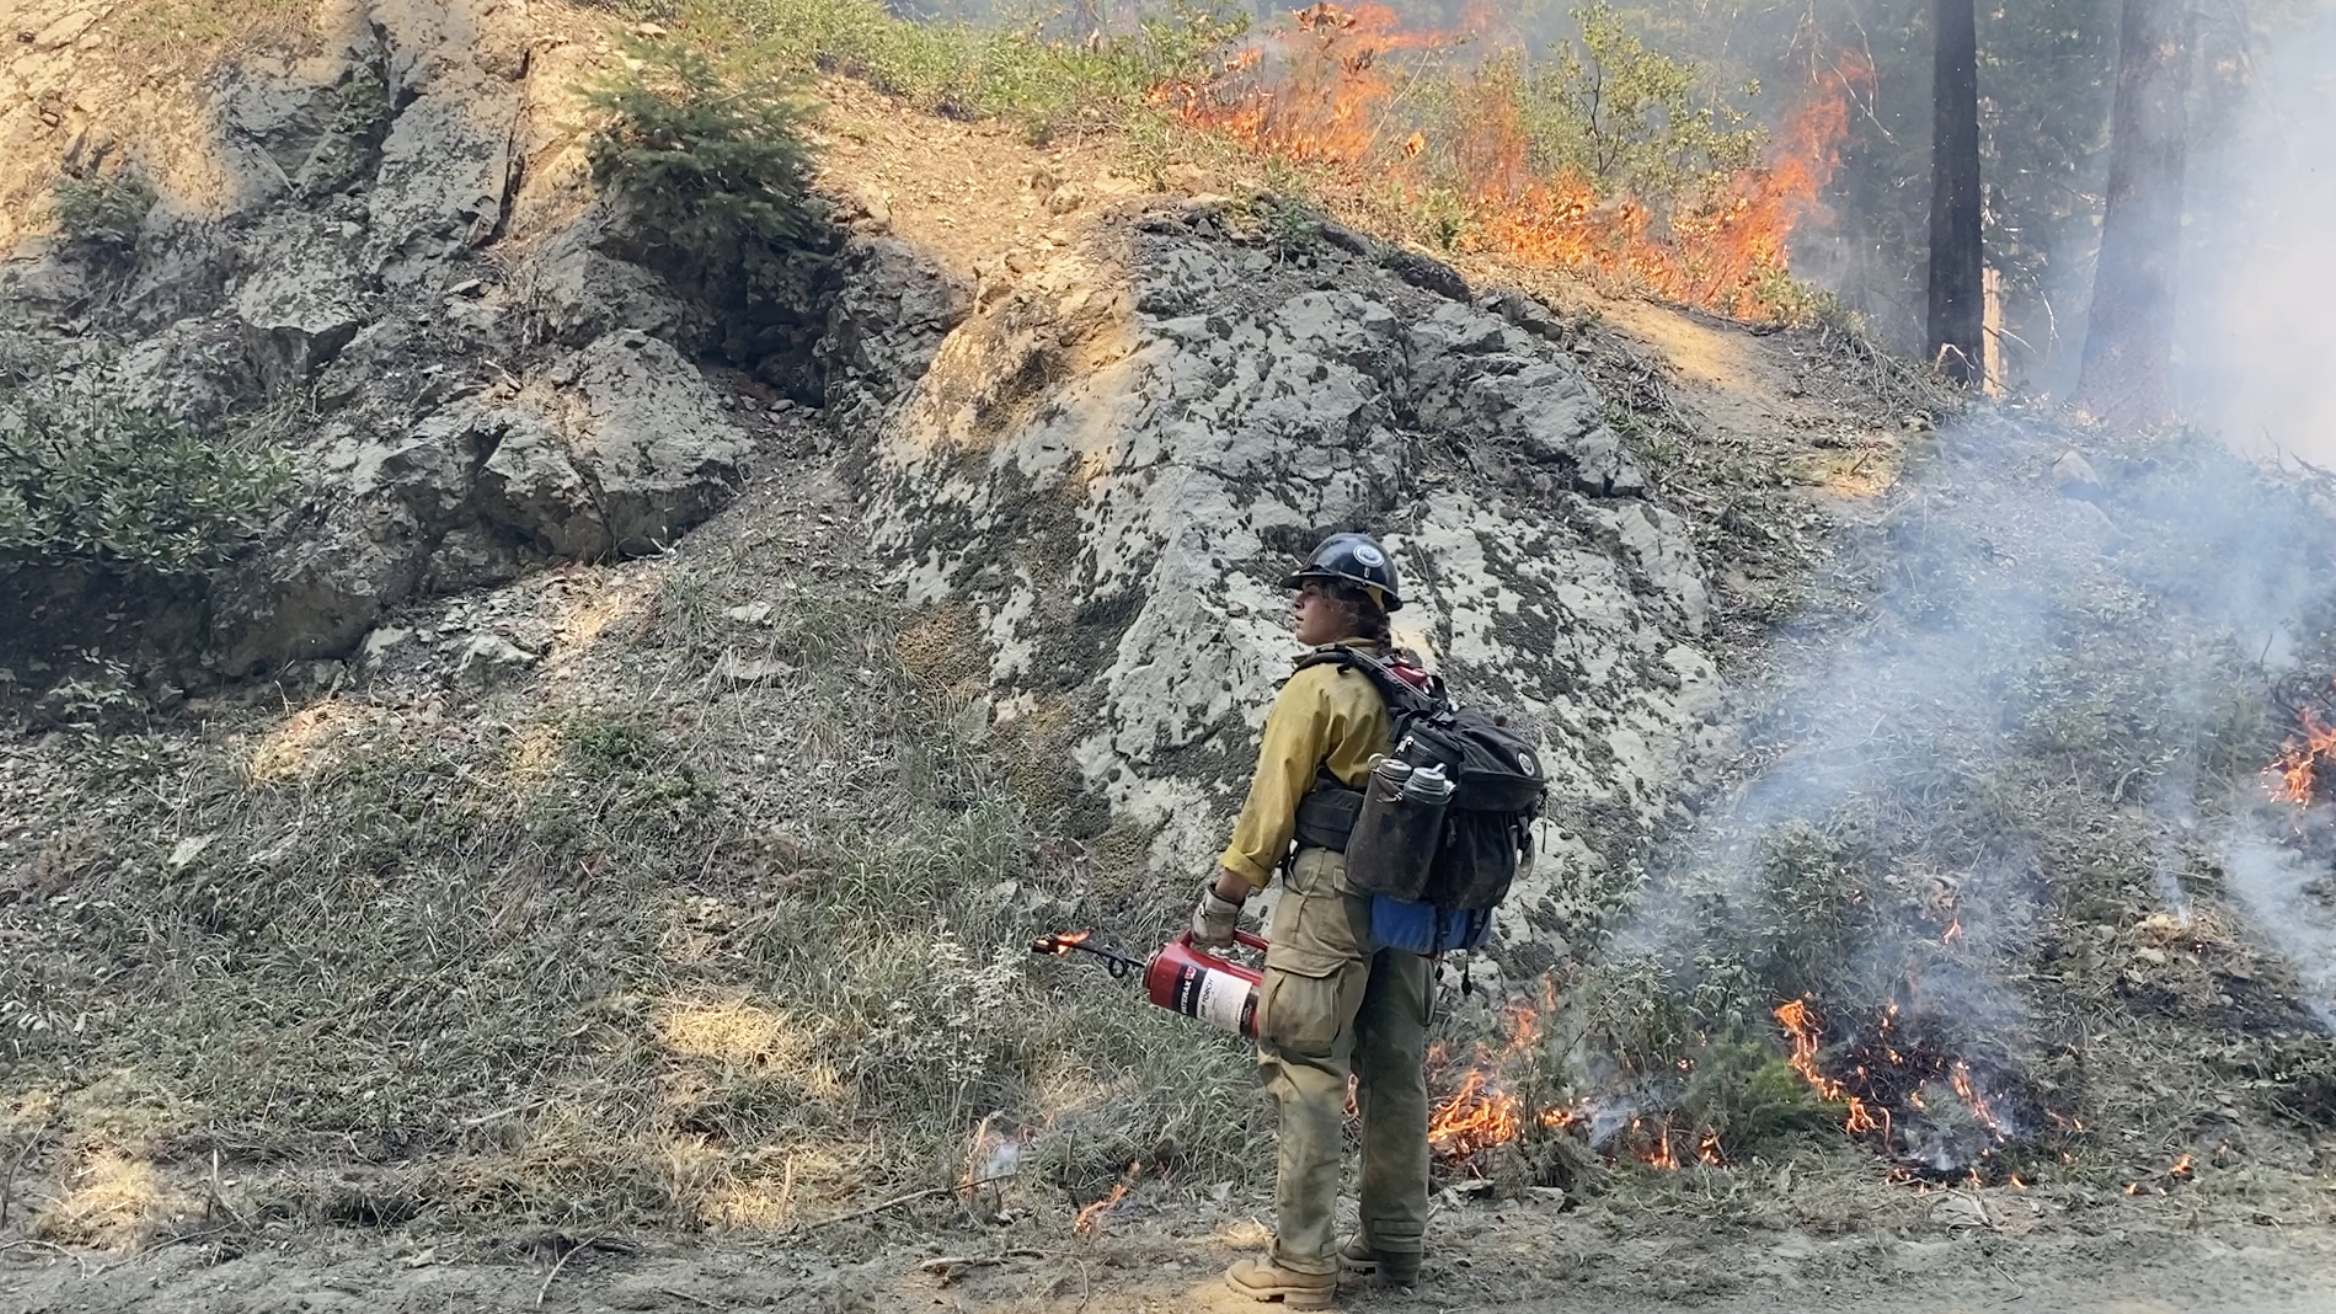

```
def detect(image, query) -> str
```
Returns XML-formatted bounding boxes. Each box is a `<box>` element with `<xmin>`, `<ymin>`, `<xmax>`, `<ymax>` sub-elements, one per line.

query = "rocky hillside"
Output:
<box><xmin>0</xmin><ymin>0</ymin><xmax>1757</xmax><ymax>958</ymax></box>
<box><xmin>3</xmin><ymin>0</ymin><xmax>818</xmax><ymax>684</ymax></box>
<box><xmin>13</xmin><ymin>3</ymin><xmax>2336</xmax><ymax>1312</ymax></box>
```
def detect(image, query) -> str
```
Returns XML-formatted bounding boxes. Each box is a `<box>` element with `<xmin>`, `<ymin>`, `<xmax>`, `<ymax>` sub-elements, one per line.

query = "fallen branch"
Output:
<box><xmin>535</xmin><ymin>1232</ymin><xmax>602</xmax><ymax>1307</ymax></box>
<box><xmin>918</xmin><ymin>1255</ymin><xmax>1002</xmax><ymax>1286</ymax></box>
<box><xmin>0</xmin><ymin>1238</ymin><xmax>89</xmax><ymax>1276</ymax></box>
<box><xmin>918</xmin><ymin>1248</ymin><xmax>1047</xmax><ymax>1287</ymax></box>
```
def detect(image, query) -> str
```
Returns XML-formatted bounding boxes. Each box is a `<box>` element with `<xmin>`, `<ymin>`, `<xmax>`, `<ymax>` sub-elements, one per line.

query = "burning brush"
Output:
<box><xmin>2269</xmin><ymin>674</ymin><xmax>2336</xmax><ymax>805</ymax></box>
<box><xmin>1149</xmin><ymin>2</ymin><xmax>1867</xmax><ymax>319</ymax></box>
<box><xmin>1772</xmin><ymin>995</ymin><xmax>2055</xmax><ymax>1182</ymax></box>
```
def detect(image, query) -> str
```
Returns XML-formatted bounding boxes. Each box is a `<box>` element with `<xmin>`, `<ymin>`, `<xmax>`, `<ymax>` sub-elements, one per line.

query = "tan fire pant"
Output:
<box><xmin>1255</xmin><ymin>847</ymin><xmax>1433</xmax><ymax>1276</ymax></box>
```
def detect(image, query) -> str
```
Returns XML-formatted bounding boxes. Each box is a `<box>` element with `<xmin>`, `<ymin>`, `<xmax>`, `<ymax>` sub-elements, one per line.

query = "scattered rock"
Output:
<box><xmin>725</xmin><ymin>603</ymin><xmax>775</xmax><ymax>625</ymax></box>
<box><xmin>2053</xmin><ymin>450</ymin><xmax>2105</xmax><ymax>500</ymax></box>
<box><xmin>453</xmin><ymin>634</ymin><xmax>539</xmax><ymax>686</ymax></box>
<box><xmin>359</xmin><ymin>625</ymin><xmax>415</xmax><ymax>670</ymax></box>
<box><xmin>166</xmin><ymin>835</ymin><xmax>215</xmax><ymax>871</ymax></box>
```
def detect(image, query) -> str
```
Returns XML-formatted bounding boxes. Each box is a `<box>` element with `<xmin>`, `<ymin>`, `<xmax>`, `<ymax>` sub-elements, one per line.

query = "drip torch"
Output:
<box><xmin>1031</xmin><ymin>929</ymin><xmax>1268</xmax><ymax>1039</ymax></box>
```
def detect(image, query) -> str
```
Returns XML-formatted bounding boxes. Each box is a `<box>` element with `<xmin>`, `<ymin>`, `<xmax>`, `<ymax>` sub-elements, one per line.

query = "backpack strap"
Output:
<box><xmin>1291</xmin><ymin>645</ymin><xmax>1447</xmax><ymax>721</ymax></box>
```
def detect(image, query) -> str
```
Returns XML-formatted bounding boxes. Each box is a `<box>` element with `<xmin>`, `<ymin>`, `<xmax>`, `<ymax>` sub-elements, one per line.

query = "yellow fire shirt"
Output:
<box><xmin>1216</xmin><ymin>643</ymin><xmax>1395</xmax><ymax>889</ymax></box>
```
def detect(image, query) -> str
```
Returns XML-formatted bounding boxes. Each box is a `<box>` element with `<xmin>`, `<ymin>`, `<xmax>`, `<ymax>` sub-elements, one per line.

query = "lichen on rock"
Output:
<box><xmin>853</xmin><ymin>207</ymin><xmax>1724</xmax><ymax>953</ymax></box>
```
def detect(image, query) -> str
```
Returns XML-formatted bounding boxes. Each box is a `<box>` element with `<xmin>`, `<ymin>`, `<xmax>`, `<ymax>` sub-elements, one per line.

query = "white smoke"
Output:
<box><xmin>2183</xmin><ymin>7</ymin><xmax>2336</xmax><ymax>464</ymax></box>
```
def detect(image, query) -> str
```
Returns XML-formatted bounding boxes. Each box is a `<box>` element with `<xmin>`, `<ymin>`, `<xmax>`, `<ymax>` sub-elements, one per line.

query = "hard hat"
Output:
<box><xmin>1279</xmin><ymin>532</ymin><xmax>1403</xmax><ymax>612</ymax></box>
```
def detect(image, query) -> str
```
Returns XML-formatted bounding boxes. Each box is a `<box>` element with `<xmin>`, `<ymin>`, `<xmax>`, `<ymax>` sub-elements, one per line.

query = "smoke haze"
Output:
<box><xmin>2183</xmin><ymin>6</ymin><xmax>2336</xmax><ymax>465</ymax></box>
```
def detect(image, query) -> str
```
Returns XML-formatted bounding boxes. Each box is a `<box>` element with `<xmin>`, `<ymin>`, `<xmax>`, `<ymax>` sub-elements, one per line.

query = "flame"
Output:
<box><xmin>1424</xmin><ymin>991</ymin><xmax>1594</xmax><ymax>1162</ymax></box>
<box><xmin>1073</xmin><ymin>1160</ymin><xmax>1141</xmax><ymax>1235</ymax></box>
<box><xmin>1774</xmin><ymin>997</ymin><xmax>1887</xmax><ymax>1141</ymax></box>
<box><xmin>1155</xmin><ymin>6</ymin><xmax>1866</xmax><ymax>319</ymax></box>
<box><xmin>2272</xmin><ymin>705</ymin><xmax>2336</xmax><ymax>804</ymax></box>
<box><xmin>1950</xmin><ymin>1060</ymin><xmax>2005</xmax><ymax>1140</ymax></box>
<box><xmin>1427</xmin><ymin>1067</ymin><xmax>1523</xmax><ymax>1157</ymax></box>
<box><xmin>1039</xmin><ymin>930</ymin><xmax>1092</xmax><ymax>955</ymax></box>
<box><xmin>1640</xmin><ymin>1119</ymin><xmax>1679</xmax><ymax>1170</ymax></box>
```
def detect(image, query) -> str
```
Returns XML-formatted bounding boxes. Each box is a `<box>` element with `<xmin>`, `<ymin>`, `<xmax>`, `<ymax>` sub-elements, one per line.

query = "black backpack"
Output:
<box><xmin>1289</xmin><ymin>647</ymin><xmax>1547</xmax><ymax>914</ymax></box>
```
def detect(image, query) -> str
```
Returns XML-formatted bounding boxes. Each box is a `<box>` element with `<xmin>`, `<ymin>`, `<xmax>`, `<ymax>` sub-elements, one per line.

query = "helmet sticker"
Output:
<box><xmin>1515</xmin><ymin>749</ymin><xmax>1539</xmax><ymax>776</ymax></box>
<box><xmin>1353</xmin><ymin>542</ymin><xmax>1385</xmax><ymax>567</ymax></box>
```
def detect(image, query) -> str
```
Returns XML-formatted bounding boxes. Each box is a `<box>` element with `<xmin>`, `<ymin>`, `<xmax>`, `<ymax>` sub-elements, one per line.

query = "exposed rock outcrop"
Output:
<box><xmin>851</xmin><ymin>209</ymin><xmax>1726</xmax><ymax>955</ymax></box>
<box><xmin>0</xmin><ymin>0</ymin><xmax>827</xmax><ymax>683</ymax></box>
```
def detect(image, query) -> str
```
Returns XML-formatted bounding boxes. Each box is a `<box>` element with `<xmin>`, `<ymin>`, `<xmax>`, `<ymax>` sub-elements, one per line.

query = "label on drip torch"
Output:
<box><xmin>1173</xmin><ymin>965</ymin><xmax>1258</xmax><ymax>1037</ymax></box>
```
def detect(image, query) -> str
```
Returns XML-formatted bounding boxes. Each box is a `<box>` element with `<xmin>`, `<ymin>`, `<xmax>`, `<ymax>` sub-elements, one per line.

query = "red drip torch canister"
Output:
<box><xmin>1145</xmin><ymin>930</ymin><xmax>1267</xmax><ymax>1038</ymax></box>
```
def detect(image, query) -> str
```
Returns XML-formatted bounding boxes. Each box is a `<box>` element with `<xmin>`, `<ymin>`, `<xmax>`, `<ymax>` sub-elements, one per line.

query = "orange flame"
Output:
<box><xmin>1950</xmin><ymin>1060</ymin><xmax>2005</xmax><ymax>1140</ymax></box>
<box><xmin>1156</xmin><ymin>6</ymin><xmax>1866</xmax><ymax>319</ymax></box>
<box><xmin>1426</xmin><ymin>996</ymin><xmax>1545</xmax><ymax>1156</ymax></box>
<box><xmin>1774</xmin><ymin>997</ymin><xmax>1888</xmax><ymax>1141</ymax></box>
<box><xmin>1073</xmin><ymin>1160</ymin><xmax>1141</xmax><ymax>1235</ymax></box>
<box><xmin>1427</xmin><ymin>1068</ymin><xmax>1522</xmax><ymax>1157</ymax></box>
<box><xmin>2272</xmin><ymin>705</ymin><xmax>2336</xmax><ymax>804</ymax></box>
<box><xmin>1640</xmin><ymin>1118</ymin><xmax>1679</xmax><ymax>1170</ymax></box>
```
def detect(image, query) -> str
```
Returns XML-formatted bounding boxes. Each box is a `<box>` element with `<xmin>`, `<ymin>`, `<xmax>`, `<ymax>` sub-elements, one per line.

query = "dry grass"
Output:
<box><xmin>111</xmin><ymin>0</ymin><xmax>323</xmax><ymax>62</ymax></box>
<box><xmin>0</xmin><ymin>476</ymin><xmax>1263</xmax><ymax>1245</ymax></box>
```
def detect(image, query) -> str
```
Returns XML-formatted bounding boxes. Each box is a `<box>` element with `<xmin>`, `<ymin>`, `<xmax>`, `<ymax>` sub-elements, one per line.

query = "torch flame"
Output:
<box><xmin>1038</xmin><ymin>930</ymin><xmax>1092</xmax><ymax>955</ymax></box>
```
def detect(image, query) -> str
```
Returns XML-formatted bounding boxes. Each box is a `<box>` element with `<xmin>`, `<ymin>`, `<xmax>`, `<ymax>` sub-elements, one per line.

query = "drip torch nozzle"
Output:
<box><xmin>1030</xmin><ymin>930</ymin><xmax>1147</xmax><ymax>979</ymax></box>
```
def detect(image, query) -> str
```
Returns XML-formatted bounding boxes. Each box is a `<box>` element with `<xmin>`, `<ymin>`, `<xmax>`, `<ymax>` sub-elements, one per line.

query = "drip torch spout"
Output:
<box><xmin>1030</xmin><ymin>931</ymin><xmax>1148</xmax><ymax>979</ymax></box>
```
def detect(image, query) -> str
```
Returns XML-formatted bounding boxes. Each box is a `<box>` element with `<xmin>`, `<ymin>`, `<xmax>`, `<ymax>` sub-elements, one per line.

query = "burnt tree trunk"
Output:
<box><xmin>2078</xmin><ymin>0</ymin><xmax>2194</xmax><ymax>427</ymax></box>
<box><xmin>1927</xmin><ymin>0</ymin><xmax>1984</xmax><ymax>385</ymax></box>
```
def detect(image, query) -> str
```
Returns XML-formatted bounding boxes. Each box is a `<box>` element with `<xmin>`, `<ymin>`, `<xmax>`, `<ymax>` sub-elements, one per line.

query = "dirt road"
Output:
<box><xmin>9</xmin><ymin>1191</ymin><xmax>2336</xmax><ymax>1313</ymax></box>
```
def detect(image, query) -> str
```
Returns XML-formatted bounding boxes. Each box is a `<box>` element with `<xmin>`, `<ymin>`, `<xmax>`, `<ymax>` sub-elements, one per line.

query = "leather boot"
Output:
<box><xmin>1225</xmin><ymin>1257</ymin><xmax>1337</xmax><ymax>1308</ymax></box>
<box><xmin>1336</xmin><ymin>1236</ymin><xmax>1421</xmax><ymax>1287</ymax></box>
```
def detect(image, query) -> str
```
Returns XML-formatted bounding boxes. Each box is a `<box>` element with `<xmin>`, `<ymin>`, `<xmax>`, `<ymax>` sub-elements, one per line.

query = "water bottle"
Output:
<box><xmin>1343</xmin><ymin>755</ymin><xmax>1450</xmax><ymax>901</ymax></box>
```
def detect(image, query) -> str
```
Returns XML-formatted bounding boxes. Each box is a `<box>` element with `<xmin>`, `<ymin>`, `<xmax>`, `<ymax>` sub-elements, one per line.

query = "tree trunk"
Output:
<box><xmin>1926</xmin><ymin>0</ymin><xmax>1984</xmax><ymax>385</ymax></box>
<box><xmin>2077</xmin><ymin>0</ymin><xmax>2193</xmax><ymax>427</ymax></box>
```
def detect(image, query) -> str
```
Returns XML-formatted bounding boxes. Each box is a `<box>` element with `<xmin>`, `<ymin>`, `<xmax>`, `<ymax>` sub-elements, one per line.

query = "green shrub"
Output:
<box><xmin>585</xmin><ymin>36</ymin><xmax>827</xmax><ymax>295</ymax></box>
<box><xmin>51</xmin><ymin>170</ymin><xmax>155</xmax><ymax>249</ymax></box>
<box><xmin>0</xmin><ymin>374</ymin><xmax>294</xmax><ymax>580</ymax></box>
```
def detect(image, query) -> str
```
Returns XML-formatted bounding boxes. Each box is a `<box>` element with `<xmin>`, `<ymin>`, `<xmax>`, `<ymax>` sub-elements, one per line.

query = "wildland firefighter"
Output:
<box><xmin>1196</xmin><ymin>532</ymin><xmax>1548</xmax><ymax>1307</ymax></box>
<box><xmin>1192</xmin><ymin>532</ymin><xmax>1433</xmax><ymax>1307</ymax></box>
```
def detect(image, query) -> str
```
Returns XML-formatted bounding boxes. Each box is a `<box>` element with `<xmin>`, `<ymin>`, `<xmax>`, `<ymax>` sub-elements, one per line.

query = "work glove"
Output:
<box><xmin>1190</xmin><ymin>885</ymin><xmax>1244</xmax><ymax>951</ymax></box>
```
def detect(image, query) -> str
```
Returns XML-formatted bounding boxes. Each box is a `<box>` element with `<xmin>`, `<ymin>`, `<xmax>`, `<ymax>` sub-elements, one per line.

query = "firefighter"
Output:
<box><xmin>1192</xmin><ymin>532</ymin><xmax>1431</xmax><ymax>1308</ymax></box>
